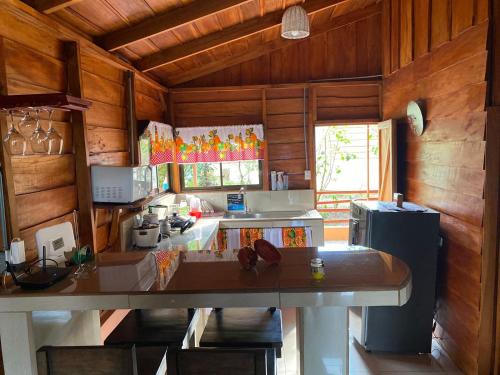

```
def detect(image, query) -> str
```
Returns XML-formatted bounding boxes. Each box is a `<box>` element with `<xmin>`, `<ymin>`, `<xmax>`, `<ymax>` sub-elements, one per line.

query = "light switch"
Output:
<box><xmin>304</xmin><ymin>170</ymin><xmax>311</xmax><ymax>180</ymax></box>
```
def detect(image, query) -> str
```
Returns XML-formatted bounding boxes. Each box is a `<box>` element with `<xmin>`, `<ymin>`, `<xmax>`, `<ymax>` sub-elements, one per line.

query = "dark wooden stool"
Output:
<box><xmin>37</xmin><ymin>344</ymin><xmax>166</xmax><ymax>375</ymax></box>
<box><xmin>167</xmin><ymin>348</ymin><xmax>268</xmax><ymax>375</ymax></box>
<box><xmin>105</xmin><ymin>309</ymin><xmax>195</xmax><ymax>349</ymax></box>
<box><xmin>199</xmin><ymin>308</ymin><xmax>283</xmax><ymax>375</ymax></box>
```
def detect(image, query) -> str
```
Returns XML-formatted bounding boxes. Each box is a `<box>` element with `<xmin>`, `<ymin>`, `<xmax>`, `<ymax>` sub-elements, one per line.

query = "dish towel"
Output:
<box><xmin>217</xmin><ymin>227</ymin><xmax>312</xmax><ymax>250</ymax></box>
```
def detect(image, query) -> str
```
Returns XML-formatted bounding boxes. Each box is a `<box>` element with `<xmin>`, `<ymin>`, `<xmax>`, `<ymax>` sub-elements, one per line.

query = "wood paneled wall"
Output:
<box><xmin>0</xmin><ymin>0</ymin><xmax>167</xmax><ymax>255</ymax></box>
<box><xmin>178</xmin><ymin>13</ymin><xmax>382</xmax><ymax>88</ymax></box>
<box><xmin>170</xmin><ymin>81</ymin><xmax>381</xmax><ymax>191</ymax></box>
<box><xmin>381</xmin><ymin>0</ymin><xmax>489</xmax><ymax>373</ymax></box>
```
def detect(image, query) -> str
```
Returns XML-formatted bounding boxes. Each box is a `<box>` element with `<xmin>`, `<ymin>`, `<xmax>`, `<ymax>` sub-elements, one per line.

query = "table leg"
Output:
<box><xmin>298</xmin><ymin>306</ymin><xmax>349</xmax><ymax>375</ymax></box>
<box><xmin>0</xmin><ymin>312</ymin><xmax>38</xmax><ymax>375</ymax></box>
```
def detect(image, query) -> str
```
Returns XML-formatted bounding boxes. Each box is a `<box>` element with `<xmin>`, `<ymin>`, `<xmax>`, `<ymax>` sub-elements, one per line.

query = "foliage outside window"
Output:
<box><xmin>315</xmin><ymin>124</ymin><xmax>379</xmax><ymax>226</ymax></box>
<box><xmin>181</xmin><ymin>160</ymin><xmax>261</xmax><ymax>190</ymax></box>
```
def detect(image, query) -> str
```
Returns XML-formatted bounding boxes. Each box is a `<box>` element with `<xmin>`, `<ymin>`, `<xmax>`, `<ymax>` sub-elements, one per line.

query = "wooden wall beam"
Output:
<box><xmin>0</xmin><ymin>0</ymin><xmax>167</xmax><ymax>93</ymax></box>
<box><xmin>137</xmin><ymin>0</ymin><xmax>349</xmax><ymax>72</ymax></box>
<box><xmin>307</xmin><ymin>87</ymin><xmax>316</xmax><ymax>193</ymax></box>
<box><xmin>261</xmin><ymin>89</ymin><xmax>269</xmax><ymax>190</ymax></box>
<box><xmin>167</xmin><ymin>2</ymin><xmax>382</xmax><ymax>86</ymax></box>
<box><xmin>0</xmin><ymin>37</ymin><xmax>19</xmax><ymax>241</ymax></box>
<box><xmin>100</xmin><ymin>0</ymin><xmax>252</xmax><ymax>52</ymax></box>
<box><xmin>64</xmin><ymin>41</ymin><xmax>96</xmax><ymax>252</ymax></box>
<box><xmin>125</xmin><ymin>71</ymin><xmax>137</xmax><ymax>165</ymax></box>
<box><xmin>479</xmin><ymin>106</ymin><xmax>500</xmax><ymax>375</ymax></box>
<box><xmin>28</xmin><ymin>0</ymin><xmax>83</xmax><ymax>14</ymax></box>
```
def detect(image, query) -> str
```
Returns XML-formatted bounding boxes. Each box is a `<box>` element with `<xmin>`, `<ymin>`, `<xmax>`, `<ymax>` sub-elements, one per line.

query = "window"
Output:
<box><xmin>315</xmin><ymin>124</ymin><xmax>379</xmax><ymax>226</ymax></box>
<box><xmin>181</xmin><ymin>160</ymin><xmax>262</xmax><ymax>190</ymax></box>
<box><xmin>151</xmin><ymin>163</ymin><xmax>171</xmax><ymax>193</ymax></box>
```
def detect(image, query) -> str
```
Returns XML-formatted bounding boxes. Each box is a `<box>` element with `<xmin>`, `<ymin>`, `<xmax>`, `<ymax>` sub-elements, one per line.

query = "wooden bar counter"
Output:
<box><xmin>0</xmin><ymin>246</ymin><xmax>411</xmax><ymax>375</ymax></box>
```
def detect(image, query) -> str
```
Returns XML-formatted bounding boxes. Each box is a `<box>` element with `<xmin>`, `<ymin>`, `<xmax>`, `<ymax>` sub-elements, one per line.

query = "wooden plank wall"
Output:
<box><xmin>170</xmin><ymin>81</ymin><xmax>381</xmax><ymax>191</ymax></box>
<box><xmin>381</xmin><ymin>0</ymin><xmax>489</xmax><ymax>373</ymax></box>
<box><xmin>0</xmin><ymin>1</ymin><xmax>167</xmax><ymax>255</ymax></box>
<box><xmin>0</xmin><ymin>6</ymin><xmax>75</xmax><ymax>261</ymax></box>
<box><xmin>178</xmin><ymin>13</ymin><xmax>382</xmax><ymax>88</ymax></box>
<box><xmin>82</xmin><ymin>58</ymin><xmax>167</xmax><ymax>252</ymax></box>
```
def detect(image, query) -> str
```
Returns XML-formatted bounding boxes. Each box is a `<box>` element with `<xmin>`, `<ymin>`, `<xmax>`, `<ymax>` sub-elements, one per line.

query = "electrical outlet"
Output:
<box><xmin>304</xmin><ymin>170</ymin><xmax>311</xmax><ymax>180</ymax></box>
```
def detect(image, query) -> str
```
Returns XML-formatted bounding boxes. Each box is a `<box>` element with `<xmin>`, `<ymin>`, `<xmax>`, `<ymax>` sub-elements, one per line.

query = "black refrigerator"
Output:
<box><xmin>349</xmin><ymin>200</ymin><xmax>440</xmax><ymax>353</ymax></box>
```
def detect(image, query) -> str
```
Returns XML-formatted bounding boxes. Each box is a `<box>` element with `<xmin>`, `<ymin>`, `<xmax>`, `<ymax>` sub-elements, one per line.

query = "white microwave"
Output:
<box><xmin>91</xmin><ymin>166</ymin><xmax>152</xmax><ymax>203</ymax></box>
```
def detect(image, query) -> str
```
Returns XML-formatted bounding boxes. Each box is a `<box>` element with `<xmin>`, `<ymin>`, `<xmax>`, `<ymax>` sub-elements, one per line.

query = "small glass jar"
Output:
<box><xmin>310</xmin><ymin>257</ymin><xmax>325</xmax><ymax>280</ymax></box>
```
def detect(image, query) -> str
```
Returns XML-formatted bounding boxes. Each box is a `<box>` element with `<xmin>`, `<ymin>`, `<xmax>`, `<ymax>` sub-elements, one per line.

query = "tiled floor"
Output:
<box><xmin>276</xmin><ymin>308</ymin><xmax>462</xmax><ymax>375</ymax></box>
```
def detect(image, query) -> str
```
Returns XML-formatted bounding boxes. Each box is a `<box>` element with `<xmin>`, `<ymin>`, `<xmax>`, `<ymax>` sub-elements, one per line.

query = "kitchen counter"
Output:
<box><xmin>0</xmin><ymin>246</ymin><xmax>411</xmax><ymax>375</ymax></box>
<box><xmin>129</xmin><ymin>209</ymin><xmax>324</xmax><ymax>252</ymax></box>
<box><xmin>137</xmin><ymin>217</ymin><xmax>220</xmax><ymax>252</ymax></box>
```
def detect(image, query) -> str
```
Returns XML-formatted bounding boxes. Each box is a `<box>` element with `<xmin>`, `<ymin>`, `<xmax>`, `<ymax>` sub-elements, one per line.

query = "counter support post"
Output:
<box><xmin>298</xmin><ymin>306</ymin><xmax>349</xmax><ymax>375</ymax></box>
<box><xmin>0</xmin><ymin>312</ymin><xmax>38</xmax><ymax>375</ymax></box>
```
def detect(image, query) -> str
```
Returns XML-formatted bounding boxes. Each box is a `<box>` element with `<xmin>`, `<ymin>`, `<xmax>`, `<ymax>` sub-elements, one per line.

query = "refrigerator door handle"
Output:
<box><xmin>350</xmin><ymin>218</ymin><xmax>359</xmax><ymax>245</ymax></box>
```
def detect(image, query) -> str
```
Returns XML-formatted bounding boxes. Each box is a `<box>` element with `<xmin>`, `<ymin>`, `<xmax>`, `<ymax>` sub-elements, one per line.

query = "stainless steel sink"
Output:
<box><xmin>223</xmin><ymin>211</ymin><xmax>306</xmax><ymax>219</ymax></box>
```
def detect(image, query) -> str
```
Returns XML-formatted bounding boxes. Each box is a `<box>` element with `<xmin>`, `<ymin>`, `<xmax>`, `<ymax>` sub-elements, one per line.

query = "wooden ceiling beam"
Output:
<box><xmin>100</xmin><ymin>0</ymin><xmax>252</xmax><ymax>52</ymax></box>
<box><xmin>167</xmin><ymin>3</ymin><xmax>382</xmax><ymax>86</ymax></box>
<box><xmin>28</xmin><ymin>0</ymin><xmax>83</xmax><ymax>14</ymax></box>
<box><xmin>137</xmin><ymin>0</ymin><xmax>349</xmax><ymax>73</ymax></box>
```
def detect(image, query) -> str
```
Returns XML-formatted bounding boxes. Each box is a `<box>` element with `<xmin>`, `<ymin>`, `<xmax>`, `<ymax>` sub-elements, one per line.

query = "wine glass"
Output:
<box><xmin>45</xmin><ymin>109</ymin><xmax>63</xmax><ymax>155</ymax></box>
<box><xmin>2</xmin><ymin>110</ymin><xmax>26</xmax><ymax>156</ymax></box>
<box><xmin>28</xmin><ymin>109</ymin><xmax>48</xmax><ymax>154</ymax></box>
<box><xmin>18</xmin><ymin>110</ymin><xmax>37</xmax><ymax>139</ymax></box>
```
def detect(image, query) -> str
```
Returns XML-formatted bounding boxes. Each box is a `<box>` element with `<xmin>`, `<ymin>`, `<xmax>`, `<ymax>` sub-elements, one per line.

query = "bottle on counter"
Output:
<box><xmin>271</xmin><ymin>171</ymin><xmax>277</xmax><ymax>191</ymax></box>
<box><xmin>310</xmin><ymin>258</ymin><xmax>325</xmax><ymax>281</ymax></box>
<box><xmin>276</xmin><ymin>171</ymin><xmax>284</xmax><ymax>190</ymax></box>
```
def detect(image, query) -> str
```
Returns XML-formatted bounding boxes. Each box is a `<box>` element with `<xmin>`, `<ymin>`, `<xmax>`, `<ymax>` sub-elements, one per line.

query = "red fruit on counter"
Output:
<box><xmin>254</xmin><ymin>239</ymin><xmax>281</xmax><ymax>264</ymax></box>
<box><xmin>238</xmin><ymin>246</ymin><xmax>258</xmax><ymax>270</ymax></box>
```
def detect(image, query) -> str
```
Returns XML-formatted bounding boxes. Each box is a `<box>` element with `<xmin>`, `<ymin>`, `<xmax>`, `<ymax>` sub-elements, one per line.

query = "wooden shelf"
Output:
<box><xmin>93</xmin><ymin>196</ymin><xmax>155</xmax><ymax>211</ymax></box>
<box><xmin>0</xmin><ymin>93</ymin><xmax>92</xmax><ymax>112</ymax></box>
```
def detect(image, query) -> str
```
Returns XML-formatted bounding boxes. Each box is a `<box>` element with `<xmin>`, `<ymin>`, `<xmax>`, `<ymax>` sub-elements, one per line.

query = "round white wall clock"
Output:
<box><xmin>406</xmin><ymin>100</ymin><xmax>425</xmax><ymax>136</ymax></box>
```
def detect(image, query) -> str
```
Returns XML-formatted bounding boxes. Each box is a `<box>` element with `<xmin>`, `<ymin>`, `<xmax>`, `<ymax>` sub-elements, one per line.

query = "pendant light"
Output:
<box><xmin>281</xmin><ymin>5</ymin><xmax>310</xmax><ymax>39</ymax></box>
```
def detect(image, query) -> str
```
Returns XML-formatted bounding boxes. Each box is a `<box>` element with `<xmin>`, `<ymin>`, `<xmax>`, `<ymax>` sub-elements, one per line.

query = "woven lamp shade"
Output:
<box><xmin>281</xmin><ymin>5</ymin><xmax>310</xmax><ymax>39</ymax></box>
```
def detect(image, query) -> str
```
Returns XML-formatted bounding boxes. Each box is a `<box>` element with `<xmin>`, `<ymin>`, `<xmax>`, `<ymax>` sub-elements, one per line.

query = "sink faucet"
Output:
<box><xmin>239</xmin><ymin>187</ymin><xmax>249</xmax><ymax>213</ymax></box>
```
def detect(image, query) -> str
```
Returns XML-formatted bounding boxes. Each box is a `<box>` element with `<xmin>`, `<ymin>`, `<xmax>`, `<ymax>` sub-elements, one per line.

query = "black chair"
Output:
<box><xmin>199</xmin><ymin>308</ymin><xmax>283</xmax><ymax>375</ymax></box>
<box><xmin>167</xmin><ymin>347</ymin><xmax>268</xmax><ymax>375</ymax></box>
<box><xmin>36</xmin><ymin>344</ymin><xmax>166</xmax><ymax>375</ymax></box>
<box><xmin>105</xmin><ymin>309</ymin><xmax>195</xmax><ymax>349</ymax></box>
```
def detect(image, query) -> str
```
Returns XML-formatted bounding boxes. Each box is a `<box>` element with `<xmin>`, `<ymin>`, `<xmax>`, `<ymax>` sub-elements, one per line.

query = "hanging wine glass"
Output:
<box><xmin>45</xmin><ymin>109</ymin><xmax>63</xmax><ymax>155</ymax></box>
<box><xmin>2</xmin><ymin>110</ymin><xmax>26</xmax><ymax>156</ymax></box>
<box><xmin>18</xmin><ymin>110</ymin><xmax>37</xmax><ymax>139</ymax></box>
<box><xmin>28</xmin><ymin>109</ymin><xmax>48</xmax><ymax>154</ymax></box>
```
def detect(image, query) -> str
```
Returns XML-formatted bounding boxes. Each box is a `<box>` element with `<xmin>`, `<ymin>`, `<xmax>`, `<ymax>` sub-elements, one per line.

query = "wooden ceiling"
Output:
<box><xmin>24</xmin><ymin>0</ymin><xmax>380</xmax><ymax>86</ymax></box>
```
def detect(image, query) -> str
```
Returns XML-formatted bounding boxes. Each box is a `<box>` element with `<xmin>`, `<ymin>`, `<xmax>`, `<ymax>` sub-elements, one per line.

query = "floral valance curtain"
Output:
<box><xmin>174</xmin><ymin>124</ymin><xmax>265</xmax><ymax>163</ymax></box>
<box><xmin>140</xmin><ymin>121</ymin><xmax>174</xmax><ymax>165</ymax></box>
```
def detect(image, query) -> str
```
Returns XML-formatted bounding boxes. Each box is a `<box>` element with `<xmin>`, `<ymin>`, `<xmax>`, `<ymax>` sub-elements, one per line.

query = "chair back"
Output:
<box><xmin>37</xmin><ymin>345</ymin><xmax>138</xmax><ymax>375</ymax></box>
<box><xmin>167</xmin><ymin>348</ymin><xmax>267</xmax><ymax>375</ymax></box>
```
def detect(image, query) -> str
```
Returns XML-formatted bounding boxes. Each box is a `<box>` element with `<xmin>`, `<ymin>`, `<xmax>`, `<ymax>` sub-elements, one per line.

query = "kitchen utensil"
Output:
<box><xmin>9</xmin><ymin>238</ymin><xmax>26</xmax><ymax>264</ymax></box>
<box><xmin>159</xmin><ymin>219</ymin><xmax>170</xmax><ymax>237</ymax></box>
<box><xmin>133</xmin><ymin>225</ymin><xmax>160</xmax><ymax>248</ymax></box>
<box><xmin>143</xmin><ymin>212</ymin><xmax>159</xmax><ymax>226</ymax></box>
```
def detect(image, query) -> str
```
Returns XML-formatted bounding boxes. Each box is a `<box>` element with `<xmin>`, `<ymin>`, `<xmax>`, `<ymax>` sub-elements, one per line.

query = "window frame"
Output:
<box><xmin>180</xmin><ymin>160</ymin><xmax>263</xmax><ymax>192</ymax></box>
<box><xmin>151</xmin><ymin>163</ymin><xmax>172</xmax><ymax>195</ymax></box>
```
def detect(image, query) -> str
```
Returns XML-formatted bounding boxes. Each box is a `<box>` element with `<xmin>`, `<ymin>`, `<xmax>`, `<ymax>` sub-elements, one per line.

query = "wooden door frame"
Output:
<box><xmin>480</xmin><ymin>1</ymin><xmax>500</xmax><ymax>373</ymax></box>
